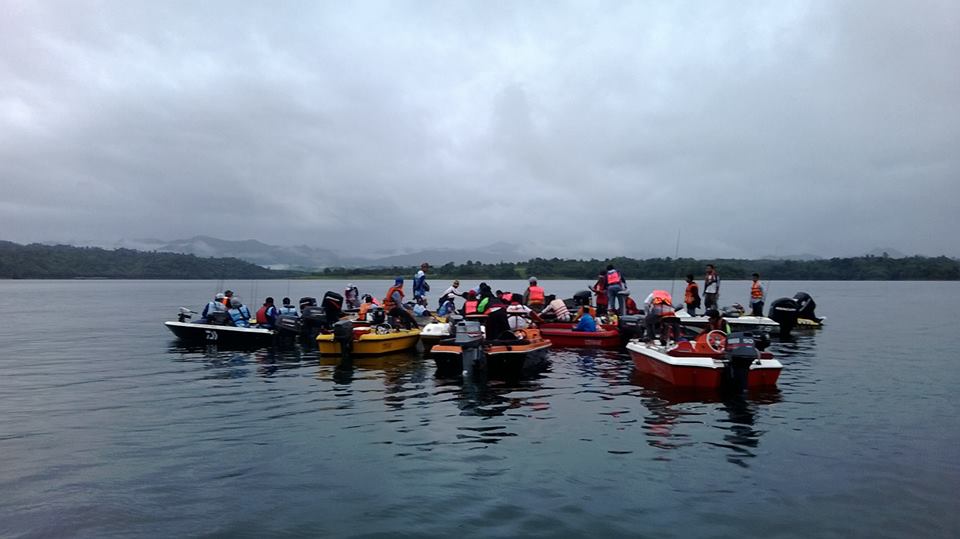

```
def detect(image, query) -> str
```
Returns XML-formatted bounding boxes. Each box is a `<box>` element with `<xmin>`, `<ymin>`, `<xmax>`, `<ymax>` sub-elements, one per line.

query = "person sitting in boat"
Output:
<box><xmin>344</xmin><ymin>284</ymin><xmax>360</xmax><ymax>310</ymax></box>
<box><xmin>644</xmin><ymin>290</ymin><xmax>676</xmax><ymax>344</ymax></box>
<box><xmin>572</xmin><ymin>309</ymin><xmax>598</xmax><ymax>332</ymax></box>
<box><xmin>506</xmin><ymin>293</ymin><xmax>543</xmax><ymax>330</ymax></box>
<box><xmin>684</xmin><ymin>274</ymin><xmax>701</xmax><ymax>316</ymax></box>
<box><xmin>221</xmin><ymin>289</ymin><xmax>234</xmax><ymax>307</ymax></box>
<box><xmin>572</xmin><ymin>304</ymin><xmax>596</xmax><ymax>321</ymax></box>
<box><xmin>524</xmin><ymin>277</ymin><xmax>546</xmax><ymax>309</ymax></box>
<box><xmin>256</xmin><ymin>297</ymin><xmax>280</xmax><ymax>329</ymax></box>
<box><xmin>279</xmin><ymin>297</ymin><xmax>298</xmax><ymax>316</ymax></box>
<box><xmin>625</xmin><ymin>295</ymin><xmax>641</xmax><ymax>315</ymax></box>
<box><xmin>591</xmin><ymin>272</ymin><xmax>608</xmax><ymax>316</ymax></box>
<box><xmin>701</xmin><ymin>309</ymin><xmax>732</xmax><ymax>334</ymax></box>
<box><xmin>227</xmin><ymin>297</ymin><xmax>252</xmax><ymax>328</ymax></box>
<box><xmin>413</xmin><ymin>262</ymin><xmax>430</xmax><ymax>305</ymax></box>
<box><xmin>358</xmin><ymin>294</ymin><xmax>377</xmax><ymax>320</ymax></box>
<box><xmin>540</xmin><ymin>294</ymin><xmax>571</xmax><ymax>322</ymax></box>
<box><xmin>460</xmin><ymin>290</ymin><xmax>480</xmax><ymax>316</ymax></box>
<box><xmin>383</xmin><ymin>277</ymin><xmax>418</xmax><ymax>330</ymax></box>
<box><xmin>437</xmin><ymin>295</ymin><xmax>457</xmax><ymax>317</ymax></box>
<box><xmin>200</xmin><ymin>293</ymin><xmax>227</xmax><ymax>321</ymax></box>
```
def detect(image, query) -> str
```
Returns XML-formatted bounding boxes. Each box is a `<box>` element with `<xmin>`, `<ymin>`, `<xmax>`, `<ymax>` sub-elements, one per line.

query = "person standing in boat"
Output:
<box><xmin>383</xmin><ymin>277</ymin><xmax>418</xmax><ymax>329</ymax></box>
<box><xmin>590</xmin><ymin>272</ymin><xmax>608</xmax><ymax>316</ymax></box>
<box><xmin>344</xmin><ymin>284</ymin><xmax>360</xmax><ymax>310</ymax></box>
<box><xmin>684</xmin><ymin>274</ymin><xmax>701</xmax><ymax>316</ymax></box>
<box><xmin>227</xmin><ymin>297</ymin><xmax>252</xmax><ymax>328</ymax></box>
<box><xmin>703</xmin><ymin>265</ymin><xmax>720</xmax><ymax>310</ymax></box>
<box><xmin>749</xmin><ymin>273</ymin><xmax>765</xmax><ymax>316</ymax></box>
<box><xmin>643</xmin><ymin>290</ymin><xmax>676</xmax><ymax>344</ymax></box>
<box><xmin>255</xmin><ymin>297</ymin><xmax>280</xmax><ymax>329</ymax></box>
<box><xmin>605</xmin><ymin>264</ymin><xmax>626</xmax><ymax>315</ymax></box>
<box><xmin>524</xmin><ymin>277</ymin><xmax>546</xmax><ymax>309</ymax></box>
<box><xmin>413</xmin><ymin>262</ymin><xmax>430</xmax><ymax>306</ymax></box>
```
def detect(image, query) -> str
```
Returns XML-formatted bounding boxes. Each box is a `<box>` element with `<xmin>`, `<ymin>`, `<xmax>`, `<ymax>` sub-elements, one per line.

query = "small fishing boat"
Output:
<box><xmin>483</xmin><ymin>327</ymin><xmax>552</xmax><ymax>378</ymax></box>
<box><xmin>626</xmin><ymin>331</ymin><xmax>782</xmax><ymax>390</ymax></box>
<box><xmin>316</xmin><ymin>322</ymin><xmax>421</xmax><ymax>356</ymax></box>
<box><xmin>164</xmin><ymin>309</ymin><xmax>275</xmax><ymax>348</ymax></box>
<box><xmin>538</xmin><ymin>322</ymin><xmax>621</xmax><ymax>349</ymax></box>
<box><xmin>432</xmin><ymin>322</ymin><xmax>551</xmax><ymax>378</ymax></box>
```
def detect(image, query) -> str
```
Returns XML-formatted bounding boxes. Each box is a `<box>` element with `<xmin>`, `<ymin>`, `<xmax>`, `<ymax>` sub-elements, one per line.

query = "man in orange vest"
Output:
<box><xmin>524</xmin><ymin>277</ymin><xmax>546</xmax><ymax>309</ymax></box>
<box><xmin>684</xmin><ymin>274</ymin><xmax>701</xmax><ymax>316</ymax></box>
<box><xmin>749</xmin><ymin>273</ymin><xmax>765</xmax><ymax>316</ymax></box>
<box><xmin>383</xmin><ymin>277</ymin><xmax>418</xmax><ymax>329</ymax></box>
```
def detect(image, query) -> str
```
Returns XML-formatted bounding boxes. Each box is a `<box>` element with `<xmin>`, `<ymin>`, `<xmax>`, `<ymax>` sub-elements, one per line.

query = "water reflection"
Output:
<box><xmin>631</xmin><ymin>371</ymin><xmax>782</xmax><ymax>465</ymax></box>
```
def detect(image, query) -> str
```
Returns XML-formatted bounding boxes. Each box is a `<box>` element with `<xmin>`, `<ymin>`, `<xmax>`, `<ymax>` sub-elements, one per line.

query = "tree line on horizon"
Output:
<box><xmin>1</xmin><ymin>241</ymin><xmax>957</xmax><ymax>280</ymax></box>
<box><xmin>316</xmin><ymin>254</ymin><xmax>960</xmax><ymax>281</ymax></box>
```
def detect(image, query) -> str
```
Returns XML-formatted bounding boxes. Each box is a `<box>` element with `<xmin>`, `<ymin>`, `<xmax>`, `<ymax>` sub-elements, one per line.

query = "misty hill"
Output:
<box><xmin>0</xmin><ymin>241</ymin><xmax>300</xmax><ymax>279</ymax></box>
<box><xmin>115</xmin><ymin>236</ymin><xmax>526</xmax><ymax>269</ymax></box>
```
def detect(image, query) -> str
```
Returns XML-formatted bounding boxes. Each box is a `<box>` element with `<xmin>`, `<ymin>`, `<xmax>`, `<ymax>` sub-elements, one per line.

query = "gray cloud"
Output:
<box><xmin>1</xmin><ymin>0</ymin><xmax>957</xmax><ymax>258</ymax></box>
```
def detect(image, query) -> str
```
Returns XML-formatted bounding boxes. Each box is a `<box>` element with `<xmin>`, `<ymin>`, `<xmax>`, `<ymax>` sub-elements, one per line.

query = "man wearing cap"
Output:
<box><xmin>413</xmin><ymin>262</ymin><xmax>430</xmax><ymax>306</ymax></box>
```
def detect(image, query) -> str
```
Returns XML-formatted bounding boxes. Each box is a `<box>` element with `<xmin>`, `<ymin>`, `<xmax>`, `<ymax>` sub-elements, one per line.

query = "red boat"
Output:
<box><xmin>538</xmin><ymin>322</ymin><xmax>621</xmax><ymax>349</ymax></box>
<box><xmin>626</xmin><ymin>331</ymin><xmax>782</xmax><ymax>389</ymax></box>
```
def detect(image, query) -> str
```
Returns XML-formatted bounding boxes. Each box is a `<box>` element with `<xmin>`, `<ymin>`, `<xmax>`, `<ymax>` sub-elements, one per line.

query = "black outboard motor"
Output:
<box><xmin>275</xmin><ymin>314</ymin><xmax>302</xmax><ymax>338</ymax></box>
<box><xmin>768</xmin><ymin>297</ymin><xmax>800</xmax><ymax>336</ymax></box>
<box><xmin>572</xmin><ymin>290</ymin><xmax>593</xmax><ymax>306</ymax></box>
<box><xmin>322</xmin><ymin>291</ymin><xmax>344</xmax><ymax>320</ymax></box>
<box><xmin>723</xmin><ymin>332</ymin><xmax>760</xmax><ymax>394</ymax></box>
<box><xmin>367</xmin><ymin>306</ymin><xmax>386</xmax><ymax>325</ymax></box>
<box><xmin>793</xmin><ymin>292</ymin><xmax>820</xmax><ymax>322</ymax></box>
<box><xmin>332</xmin><ymin>319</ymin><xmax>354</xmax><ymax>360</ymax></box>
<box><xmin>618</xmin><ymin>314</ymin><xmax>645</xmax><ymax>343</ymax></box>
<box><xmin>177</xmin><ymin>307</ymin><xmax>194</xmax><ymax>323</ymax></box>
<box><xmin>300</xmin><ymin>305</ymin><xmax>328</xmax><ymax>339</ymax></box>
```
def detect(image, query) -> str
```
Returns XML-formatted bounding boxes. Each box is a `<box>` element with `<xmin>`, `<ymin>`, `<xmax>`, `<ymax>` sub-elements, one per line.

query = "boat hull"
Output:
<box><xmin>626</xmin><ymin>341</ymin><xmax>781</xmax><ymax>389</ymax></box>
<box><xmin>316</xmin><ymin>329</ymin><xmax>421</xmax><ymax>356</ymax></box>
<box><xmin>674</xmin><ymin>313</ymin><xmax>780</xmax><ymax>331</ymax></box>
<box><xmin>538</xmin><ymin>323</ymin><xmax>620</xmax><ymax>349</ymax></box>
<box><xmin>164</xmin><ymin>321</ymin><xmax>276</xmax><ymax>348</ymax></box>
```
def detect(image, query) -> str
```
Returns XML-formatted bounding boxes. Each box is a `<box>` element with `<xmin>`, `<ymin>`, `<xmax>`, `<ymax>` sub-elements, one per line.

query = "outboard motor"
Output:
<box><xmin>300</xmin><ymin>305</ymin><xmax>328</xmax><ymax>339</ymax></box>
<box><xmin>275</xmin><ymin>314</ymin><xmax>302</xmax><ymax>335</ymax></box>
<box><xmin>367</xmin><ymin>307</ymin><xmax>386</xmax><ymax>325</ymax></box>
<box><xmin>618</xmin><ymin>314</ymin><xmax>645</xmax><ymax>343</ymax></box>
<box><xmin>768</xmin><ymin>297</ymin><xmax>800</xmax><ymax>336</ymax></box>
<box><xmin>177</xmin><ymin>307</ymin><xmax>194</xmax><ymax>323</ymax></box>
<box><xmin>322</xmin><ymin>291</ymin><xmax>344</xmax><ymax>320</ymax></box>
<box><xmin>332</xmin><ymin>319</ymin><xmax>354</xmax><ymax>360</ymax></box>
<box><xmin>721</xmin><ymin>304</ymin><xmax>745</xmax><ymax>318</ymax></box>
<box><xmin>454</xmin><ymin>320</ymin><xmax>486</xmax><ymax>377</ymax></box>
<box><xmin>299</xmin><ymin>297</ymin><xmax>318</xmax><ymax>310</ymax></box>
<box><xmin>722</xmin><ymin>332</ymin><xmax>760</xmax><ymax>394</ymax></box>
<box><xmin>572</xmin><ymin>290</ymin><xmax>593</xmax><ymax>306</ymax></box>
<box><xmin>793</xmin><ymin>292</ymin><xmax>820</xmax><ymax>322</ymax></box>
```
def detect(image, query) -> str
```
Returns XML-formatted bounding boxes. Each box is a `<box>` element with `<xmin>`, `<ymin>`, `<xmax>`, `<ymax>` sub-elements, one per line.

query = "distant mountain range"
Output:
<box><xmin>109</xmin><ymin>236</ymin><xmax>528</xmax><ymax>270</ymax></box>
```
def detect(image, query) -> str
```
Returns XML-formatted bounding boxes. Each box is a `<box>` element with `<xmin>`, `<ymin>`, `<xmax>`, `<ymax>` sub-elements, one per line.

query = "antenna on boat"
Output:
<box><xmin>669</xmin><ymin>228</ymin><xmax>681</xmax><ymax>299</ymax></box>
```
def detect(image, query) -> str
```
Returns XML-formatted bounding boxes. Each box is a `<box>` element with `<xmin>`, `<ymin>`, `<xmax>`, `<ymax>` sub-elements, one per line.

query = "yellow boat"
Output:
<box><xmin>316</xmin><ymin>326</ymin><xmax>421</xmax><ymax>356</ymax></box>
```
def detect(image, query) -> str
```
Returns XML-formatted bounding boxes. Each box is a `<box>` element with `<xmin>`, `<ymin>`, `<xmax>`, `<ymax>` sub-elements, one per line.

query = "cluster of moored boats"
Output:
<box><xmin>165</xmin><ymin>289</ymin><xmax>824</xmax><ymax>391</ymax></box>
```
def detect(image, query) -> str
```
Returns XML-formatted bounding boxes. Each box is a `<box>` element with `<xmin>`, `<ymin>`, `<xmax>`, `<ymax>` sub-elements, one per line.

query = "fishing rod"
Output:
<box><xmin>669</xmin><ymin>228</ymin><xmax>681</xmax><ymax>300</ymax></box>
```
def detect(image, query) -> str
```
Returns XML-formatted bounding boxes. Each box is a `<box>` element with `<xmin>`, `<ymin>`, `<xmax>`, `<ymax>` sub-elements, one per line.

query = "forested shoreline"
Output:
<box><xmin>1</xmin><ymin>241</ymin><xmax>957</xmax><ymax>280</ymax></box>
<box><xmin>0</xmin><ymin>242</ymin><xmax>299</xmax><ymax>279</ymax></box>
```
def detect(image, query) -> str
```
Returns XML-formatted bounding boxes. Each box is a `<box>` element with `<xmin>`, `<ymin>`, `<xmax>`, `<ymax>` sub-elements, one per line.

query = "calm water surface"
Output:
<box><xmin>1</xmin><ymin>279</ymin><xmax>958</xmax><ymax>538</ymax></box>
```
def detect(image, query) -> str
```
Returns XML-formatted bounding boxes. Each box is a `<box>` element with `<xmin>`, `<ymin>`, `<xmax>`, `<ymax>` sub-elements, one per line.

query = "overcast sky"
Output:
<box><xmin>1</xmin><ymin>0</ymin><xmax>957</xmax><ymax>259</ymax></box>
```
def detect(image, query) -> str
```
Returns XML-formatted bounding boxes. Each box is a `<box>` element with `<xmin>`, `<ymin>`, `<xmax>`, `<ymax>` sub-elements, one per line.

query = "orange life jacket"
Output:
<box><xmin>527</xmin><ymin>286</ymin><xmax>545</xmax><ymax>304</ymax></box>
<box><xmin>651</xmin><ymin>290</ymin><xmax>673</xmax><ymax>305</ymax></box>
<box><xmin>606</xmin><ymin>269</ymin><xmax>621</xmax><ymax>286</ymax></box>
<box><xmin>255</xmin><ymin>306</ymin><xmax>268</xmax><ymax>324</ymax></box>
<box><xmin>685</xmin><ymin>282</ymin><xmax>699</xmax><ymax>304</ymax></box>
<box><xmin>464</xmin><ymin>300</ymin><xmax>478</xmax><ymax>315</ymax></box>
<box><xmin>359</xmin><ymin>303</ymin><xmax>372</xmax><ymax>318</ymax></box>
<box><xmin>751</xmin><ymin>281</ymin><xmax>763</xmax><ymax>299</ymax></box>
<box><xmin>383</xmin><ymin>285</ymin><xmax>404</xmax><ymax>310</ymax></box>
